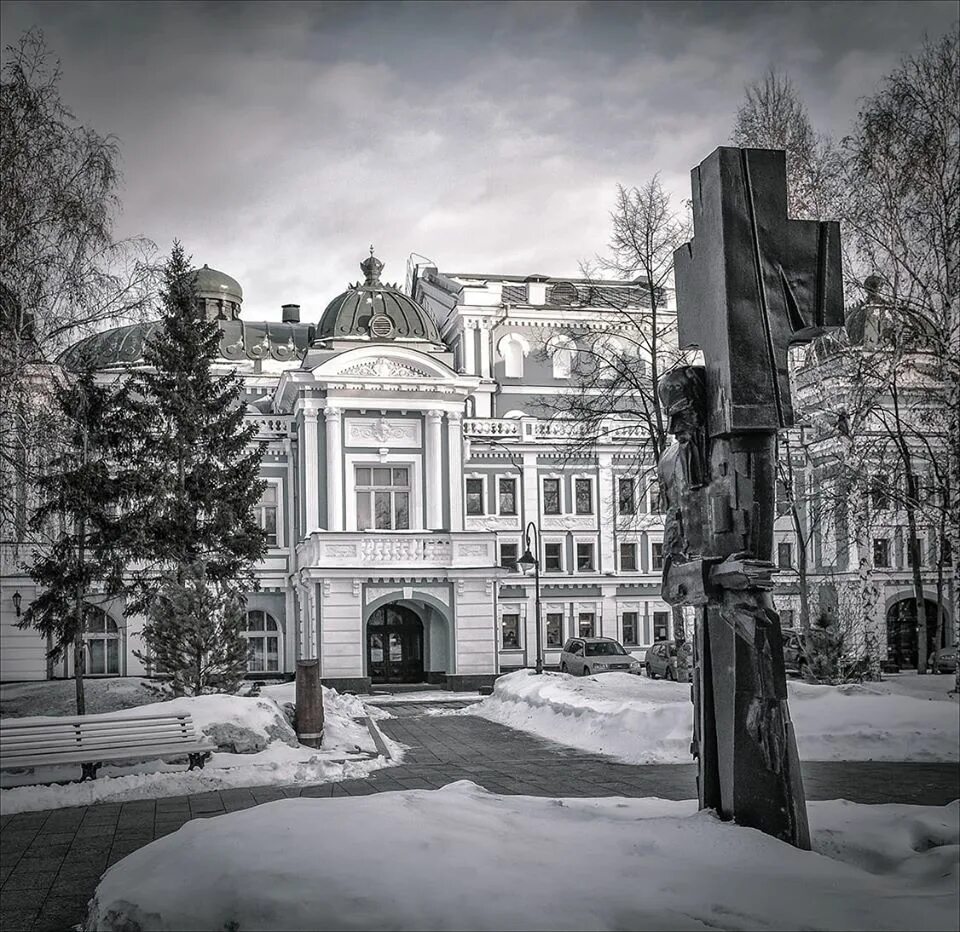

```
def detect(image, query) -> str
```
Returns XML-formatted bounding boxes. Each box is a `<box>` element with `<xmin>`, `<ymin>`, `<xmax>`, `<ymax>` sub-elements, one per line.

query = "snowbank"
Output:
<box><xmin>466</xmin><ymin>670</ymin><xmax>960</xmax><ymax>764</ymax></box>
<box><xmin>0</xmin><ymin>677</ymin><xmax>161</xmax><ymax>718</ymax></box>
<box><xmin>1</xmin><ymin>689</ymin><xmax>401</xmax><ymax>813</ymax></box>
<box><xmin>86</xmin><ymin>783</ymin><xmax>959</xmax><ymax>931</ymax></box>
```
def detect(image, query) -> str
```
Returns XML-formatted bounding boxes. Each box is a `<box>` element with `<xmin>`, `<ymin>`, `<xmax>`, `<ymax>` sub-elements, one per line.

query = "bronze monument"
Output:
<box><xmin>659</xmin><ymin>147</ymin><xmax>844</xmax><ymax>849</ymax></box>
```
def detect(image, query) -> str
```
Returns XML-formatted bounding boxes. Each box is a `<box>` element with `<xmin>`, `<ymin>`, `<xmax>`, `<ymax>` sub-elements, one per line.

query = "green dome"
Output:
<box><xmin>316</xmin><ymin>250</ymin><xmax>441</xmax><ymax>344</ymax></box>
<box><xmin>193</xmin><ymin>264</ymin><xmax>242</xmax><ymax>302</ymax></box>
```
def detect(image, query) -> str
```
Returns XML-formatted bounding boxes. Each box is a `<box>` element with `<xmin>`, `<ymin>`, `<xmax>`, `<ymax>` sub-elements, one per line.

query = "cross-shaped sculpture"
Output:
<box><xmin>673</xmin><ymin>147</ymin><xmax>843</xmax><ymax>436</ymax></box>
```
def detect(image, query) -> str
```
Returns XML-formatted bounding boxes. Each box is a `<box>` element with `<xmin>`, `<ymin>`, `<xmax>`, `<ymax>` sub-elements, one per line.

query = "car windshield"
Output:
<box><xmin>585</xmin><ymin>642</ymin><xmax>626</xmax><ymax>656</ymax></box>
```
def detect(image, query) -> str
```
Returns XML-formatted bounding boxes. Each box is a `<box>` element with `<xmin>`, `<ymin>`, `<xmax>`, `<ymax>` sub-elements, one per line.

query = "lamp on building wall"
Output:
<box><xmin>12</xmin><ymin>591</ymin><xmax>22</xmax><ymax>616</ymax></box>
<box><xmin>515</xmin><ymin>521</ymin><xmax>543</xmax><ymax>675</ymax></box>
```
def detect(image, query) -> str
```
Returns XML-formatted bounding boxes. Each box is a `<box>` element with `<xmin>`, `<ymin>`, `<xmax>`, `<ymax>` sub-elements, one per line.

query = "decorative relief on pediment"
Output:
<box><xmin>337</xmin><ymin>357</ymin><xmax>429</xmax><ymax>380</ymax></box>
<box><xmin>346</xmin><ymin>417</ymin><xmax>421</xmax><ymax>448</ymax></box>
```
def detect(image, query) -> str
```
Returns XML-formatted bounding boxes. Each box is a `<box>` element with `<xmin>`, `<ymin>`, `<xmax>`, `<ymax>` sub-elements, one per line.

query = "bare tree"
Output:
<box><xmin>0</xmin><ymin>29</ymin><xmax>156</xmax><ymax>546</ymax></box>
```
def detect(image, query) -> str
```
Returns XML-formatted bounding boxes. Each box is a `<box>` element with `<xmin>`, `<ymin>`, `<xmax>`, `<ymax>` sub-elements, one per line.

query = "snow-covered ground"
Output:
<box><xmin>463</xmin><ymin>670</ymin><xmax>960</xmax><ymax>764</ymax></box>
<box><xmin>0</xmin><ymin>686</ymin><xmax>400</xmax><ymax>814</ymax></box>
<box><xmin>86</xmin><ymin>782</ymin><xmax>959</xmax><ymax>932</ymax></box>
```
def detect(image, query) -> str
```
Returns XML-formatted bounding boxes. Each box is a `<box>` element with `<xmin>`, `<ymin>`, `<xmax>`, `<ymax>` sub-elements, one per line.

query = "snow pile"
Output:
<box><xmin>0</xmin><ymin>677</ymin><xmax>161</xmax><ymax>718</ymax></box>
<box><xmin>86</xmin><ymin>783</ymin><xmax>959</xmax><ymax>931</ymax></box>
<box><xmin>1</xmin><ymin>690</ymin><xmax>401</xmax><ymax>814</ymax></box>
<box><xmin>467</xmin><ymin>670</ymin><xmax>960</xmax><ymax>764</ymax></box>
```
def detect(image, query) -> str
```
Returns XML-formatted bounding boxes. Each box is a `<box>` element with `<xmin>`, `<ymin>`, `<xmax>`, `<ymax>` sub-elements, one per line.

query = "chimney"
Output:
<box><xmin>524</xmin><ymin>275</ymin><xmax>549</xmax><ymax>306</ymax></box>
<box><xmin>282</xmin><ymin>304</ymin><xmax>300</xmax><ymax>323</ymax></box>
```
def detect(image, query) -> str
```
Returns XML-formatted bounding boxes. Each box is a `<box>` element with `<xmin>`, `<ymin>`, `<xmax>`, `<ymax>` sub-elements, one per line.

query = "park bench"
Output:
<box><xmin>0</xmin><ymin>711</ymin><xmax>218</xmax><ymax>781</ymax></box>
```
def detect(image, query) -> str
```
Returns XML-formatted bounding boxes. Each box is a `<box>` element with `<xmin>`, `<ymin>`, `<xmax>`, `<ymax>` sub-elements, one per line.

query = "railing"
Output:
<box><xmin>249</xmin><ymin>415</ymin><xmax>292</xmax><ymax>439</ymax></box>
<box><xmin>463</xmin><ymin>419</ymin><xmax>520</xmax><ymax>438</ymax></box>
<box><xmin>464</xmin><ymin>417</ymin><xmax>646</xmax><ymax>443</ymax></box>
<box><xmin>298</xmin><ymin>531</ymin><xmax>498</xmax><ymax>568</ymax></box>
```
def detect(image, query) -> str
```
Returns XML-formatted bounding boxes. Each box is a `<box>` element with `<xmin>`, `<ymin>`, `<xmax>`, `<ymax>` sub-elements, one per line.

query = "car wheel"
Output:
<box><xmin>583</xmin><ymin>667</ymin><xmax>591</xmax><ymax>676</ymax></box>
<box><xmin>666</xmin><ymin>667</ymin><xmax>676</xmax><ymax>682</ymax></box>
<box><xmin>560</xmin><ymin>662</ymin><xmax>568</xmax><ymax>673</ymax></box>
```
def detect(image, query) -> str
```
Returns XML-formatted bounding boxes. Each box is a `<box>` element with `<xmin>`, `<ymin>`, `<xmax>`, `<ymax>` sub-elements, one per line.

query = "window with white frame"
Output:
<box><xmin>498</xmin><ymin>477</ymin><xmax>518</xmax><ymax>515</ymax></box>
<box><xmin>777</xmin><ymin>541</ymin><xmax>793</xmax><ymax>569</ymax></box>
<box><xmin>82</xmin><ymin>607</ymin><xmax>121</xmax><ymax>675</ymax></box>
<box><xmin>647</xmin><ymin>477</ymin><xmax>661</xmax><ymax>514</ymax></box>
<box><xmin>501</xmin><ymin>613</ymin><xmax>521</xmax><ymax>649</ymax></box>
<box><xmin>544</xmin><ymin>541</ymin><xmax>564</xmax><ymax>573</ymax></box>
<box><xmin>906</xmin><ymin>536</ymin><xmax>924</xmax><ymax>567</ymax></box>
<box><xmin>547</xmin><ymin>333</ymin><xmax>578</xmax><ymax>379</ymax></box>
<box><xmin>466</xmin><ymin>477</ymin><xmax>485</xmax><ymax>516</ymax></box>
<box><xmin>245</xmin><ymin>611</ymin><xmax>282</xmax><ymax>672</ymax></box>
<box><xmin>575</xmin><ymin>478</ymin><xmax>593</xmax><ymax>515</ymax></box>
<box><xmin>356</xmin><ymin>467</ymin><xmax>410</xmax><ymax>530</ymax></box>
<box><xmin>499</xmin><ymin>541</ymin><xmax>519</xmax><ymax>570</ymax></box>
<box><xmin>873</xmin><ymin>538</ymin><xmax>891</xmax><ymax>567</ymax></box>
<box><xmin>618</xmin><ymin>477</ymin><xmax>635</xmax><ymax>515</ymax></box>
<box><xmin>620</xmin><ymin>542</ymin><xmax>638</xmax><ymax>571</ymax></box>
<box><xmin>622</xmin><ymin>611</ymin><xmax>640</xmax><ymax>646</ymax></box>
<box><xmin>498</xmin><ymin>334</ymin><xmax>527</xmax><ymax>379</ymax></box>
<box><xmin>651</xmin><ymin>541</ymin><xmax>664</xmax><ymax>570</ymax></box>
<box><xmin>578</xmin><ymin>612</ymin><xmax>596</xmax><ymax>637</ymax></box>
<box><xmin>576</xmin><ymin>541</ymin><xmax>595</xmax><ymax>572</ymax></box>
<box><xmin>592</xmin><ymin>335</ymin><xmax>624</xmax><ymax>381</ymax></box>
<box><xmin>255</xmin><ymin>483</ymin><xmax>280</xmax><ymax>546</ymax></box>
<box><xmin>545</xmin><ymin>611</ymin><xmax>564</xmax><ymax>647</ymax></box>
<box><xmin>542</xmin><ymin>477</ymin><xmax>561</xmax><ymax>515</ymax></box>
<box><xmin>653</xmin><ymin>611</ymin><xmax>670</xmax><ymax>642</ymax></box>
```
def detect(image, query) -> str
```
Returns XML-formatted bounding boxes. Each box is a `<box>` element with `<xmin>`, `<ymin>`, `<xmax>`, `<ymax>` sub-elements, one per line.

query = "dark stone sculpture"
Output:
<box><xmin>659</xmin><ymin>147</ymin><xmax>844</xmax><ymax>849</ymax></box>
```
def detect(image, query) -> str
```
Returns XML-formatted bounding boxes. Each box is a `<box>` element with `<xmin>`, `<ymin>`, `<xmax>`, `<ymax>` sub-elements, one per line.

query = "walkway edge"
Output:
<box><xmin>364</xmin><ymin>716</ymin><xmax>392</xmax><ymax>760</ymax></box>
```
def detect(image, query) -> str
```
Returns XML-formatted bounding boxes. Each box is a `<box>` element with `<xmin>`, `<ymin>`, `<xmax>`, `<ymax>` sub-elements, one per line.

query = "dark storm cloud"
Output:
<box><xmin>2</xmin><ymin>1</ymin><xmax>956</xmax><ymax>319</ymax></box>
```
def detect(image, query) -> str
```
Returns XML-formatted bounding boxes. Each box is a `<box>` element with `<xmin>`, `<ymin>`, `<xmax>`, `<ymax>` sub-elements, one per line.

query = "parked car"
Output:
<box><xmin>644</xmin><ymin>640</ymin><xmax>692</xmax><ymax>682</ymax></box>
<box><xmin>782</xmin><ymin>628</ymin><xmax>808</xmax><ymax>678</ymax></box>
<box><xmin>559</xmin><ymin>637</ymin><xmax>643</xmax><ymax>677</ymax></box>
<box><xmin>928</xmin><ymin>646</ymin><xmax>958</xmax><ymax>674</ymax></box>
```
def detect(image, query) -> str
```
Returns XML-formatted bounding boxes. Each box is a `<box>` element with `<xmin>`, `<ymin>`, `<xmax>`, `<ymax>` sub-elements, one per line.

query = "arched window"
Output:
<box><xmin>546</xmin><ymin>334</ymin><xmax>578</xmax><ymax>379</ymax></box>
<box><xmin>82</xmin><ymin>607</ymin><xmax>121</xmax><ymax>675</ymax></box>
<box><xmin>497</xmin><ymin>333</ymin><xmax>530</xmax><ymax>379</ymax></box>
<box><xmin>592</xmin><ymin>336</ymin><xmax>624</xmax><ymax>381</ymax></box>
<box><xmin>244</xmin><ymin>611</ymin><xmax>282</xmax><ymax>673</ymax></box>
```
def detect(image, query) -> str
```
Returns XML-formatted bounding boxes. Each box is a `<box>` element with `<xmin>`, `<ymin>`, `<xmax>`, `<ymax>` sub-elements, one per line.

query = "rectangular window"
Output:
<box><xmin>500</xmin><ymin>542</ymin><xmax>519</xmax><ymax>569</ymax></box>
<box><xmin>356</xmin><ymin>466</ymin><xmax>410</xmax><ymax>531</ymax></box>
<box><xmin>651</xmin><ymin>542</ymin><xmax>664</xmax><ymax>571</ymax></box>
<box><xmin>618</xmin><ymin>478</ymin><xmax>635</xmax><ymax>515</ymax></box>
<box><xmin>544</xmin><ymin>542</ymin><xmax>563</xmax><ymax>573</ymax></box>
<box><xmin>870</xmin><ymin>476</ymin><xmax>890</xmax><ymax>511</ymax></box>
<box><xmin>780</xmin><ymin>609</ymin><xmax>795</xmax><ymax>628</ymax></box>
<box><xmin>501</xmin><ymin>613</ymin><xmax>521</xmax><ymax>649</ymax></box>
<box><xmin>647</xmin><ymin>478</ymin><xmax>661</xmax><ymax>514</ymax></box>
<box><xmin>578</xmin><ymin>612</ymin><xmax>595</xmax><ymax>638</ymax></box>
<box><xmin>466</xmin><ymin>478</ymin><xmax>484</xmax><ymax>516</ymax></box>
<box><xmin>575</xmin><ymin>478</ymin><xmax>593</xmax><ymax>515</ymax></box>
<box><xmin>653</xmin><ymin>611</ymin><xmax>670</xmax><ymax>642</ymax></box>
<box><xmin>546</xmin><ymin>612</ymin><xmax>564</xmax><ymax>648</ymax></box>
<box><xmin>777</xmin><ymin>542</ymin><xmax>793</xmax><ymax>569</ymax></box>
<box><xmin>906</xmin><ymin>537</ymin><xmax>923</xmax><ymax>567</ymax></box>
<box><xmin>256</xmin><ymin>485</ymin><xmax>279</xmax><ymax>546</ymax></box>
<box><xmin>776</xmin><ymin>478</ymin><xmax>791</xmax><ymax>517</ymax></box>
<box><xmin>542</xmin><ymin>478</ymin><xmax>561</xmax><ymax>515</ymax></box>
<box><xmin>873</xmin><ymin>538</ymin><xmax>890</xmax><ymax>567</ymax></box>
<box><xmin>498</xmin><ymin>478</ymin><xmax>517</xmax><ymax>515</ymax></box>
<box><xmin>622</xmin><ymin>611</ymin><xmax>639</xmax><ymax>646</ymax></box>
<box><xmin>576</xmin><ymin>542</ymin><xmax>595</xmax><ymax>572</ymax></box>
<box><xmin>620</xmin><ymin>542</ymin><xmax>637</xmax><ymax>571</ymax></box>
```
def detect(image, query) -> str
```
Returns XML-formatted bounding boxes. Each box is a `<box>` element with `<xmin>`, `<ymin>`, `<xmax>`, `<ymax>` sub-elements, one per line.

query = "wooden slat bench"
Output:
<box><xmin>0</xmin><ymin>712</ymin><xmax>218</xmax><ymax>781</ymax></box>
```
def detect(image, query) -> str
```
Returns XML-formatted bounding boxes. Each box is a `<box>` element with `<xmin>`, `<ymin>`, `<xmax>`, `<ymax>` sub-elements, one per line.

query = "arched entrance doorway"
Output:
<box><xmin>886</xmin><ymin>598</ymin><xmax>941</xmax><ymax>669</ymax></box>
<box><xmin>367</xmin><ymin>604</ymin><xmax>424</xmax><ymax>684</ymax></box>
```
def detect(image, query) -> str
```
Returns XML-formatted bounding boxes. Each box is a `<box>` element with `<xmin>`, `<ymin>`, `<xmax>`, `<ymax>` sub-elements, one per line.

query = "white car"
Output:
<box><xmin>559</xmin><ymin>637</ymin><xmax>643</xmax><ymax>676</ymax></box>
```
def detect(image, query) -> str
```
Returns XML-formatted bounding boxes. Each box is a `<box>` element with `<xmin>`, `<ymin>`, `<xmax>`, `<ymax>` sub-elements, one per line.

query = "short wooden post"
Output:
<box><xmin>295</xmin><ymin>659</ymin><xmax>324</xmax><ymax>748</ymax></box>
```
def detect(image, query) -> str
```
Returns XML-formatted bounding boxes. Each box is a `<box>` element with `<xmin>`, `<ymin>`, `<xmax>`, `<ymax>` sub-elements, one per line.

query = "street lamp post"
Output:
<box><xmin>516</xmin><ymin>521</ymin><xmax>543</xmax><ymax>674</ymax></box>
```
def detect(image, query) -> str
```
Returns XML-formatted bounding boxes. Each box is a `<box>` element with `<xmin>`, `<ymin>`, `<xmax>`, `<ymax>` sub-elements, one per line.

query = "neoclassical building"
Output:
<box><xmin>1</xmin><ymin>254</ymin><xmax>676</xmax><ymax>689</ymax></box>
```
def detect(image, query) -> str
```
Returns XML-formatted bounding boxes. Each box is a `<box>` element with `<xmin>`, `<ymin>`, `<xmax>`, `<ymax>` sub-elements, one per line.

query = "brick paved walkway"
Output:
<box><xmin>2</xmin><ymin>704</ymin><xmax>958</xmax><ymax>931</ymax></box>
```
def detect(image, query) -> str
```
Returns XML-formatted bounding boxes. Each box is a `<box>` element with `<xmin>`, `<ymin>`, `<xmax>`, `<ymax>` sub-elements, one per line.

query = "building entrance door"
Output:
<box><xmin>886</xmin><ymin>598</ymin><xmax>940</xmax><ymax>669</ymax></box>
<box><xmin>367</xmin><ymin>604</ymin><xmax>424</xmax><ymax>684</ymax></box>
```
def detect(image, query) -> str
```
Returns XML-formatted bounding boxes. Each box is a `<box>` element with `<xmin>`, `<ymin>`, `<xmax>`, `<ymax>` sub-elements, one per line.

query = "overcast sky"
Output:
<box><xmin>2</xmin><ymin>0</ymin><xmax>957</xmax><ymax>320</ymax></box>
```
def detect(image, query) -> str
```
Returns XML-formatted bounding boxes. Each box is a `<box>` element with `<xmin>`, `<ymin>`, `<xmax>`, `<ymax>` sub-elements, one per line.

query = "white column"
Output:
<box><xmin>478</xmin><ymin>322</ymin><xmax>491</xmax><ymax>378</ymax></box>
<box><xmin>426</xmin><ymin>410</ymin><xmax>444</xmax><ymax>529</ymax></box>
<box><xmin>462</xmin><ymin>323</ymin><xmax>477</xmax><ymax>375</ymax></box>
<box><xmin>303</xmin><ymin>410</ymin><xmax>320</xmax><ymax>533</ymax></box>
<box><xmin>447</xmin><ymin>412</ymin><xmax>464</xmax><ymax>531</ymax></box>
<box><xmin>598</xmin><ymin>453</ymin><xmax>614</xmax><ymax>573</ymax></box>
<box><xmin>522</xmin><ymin>451</ymin><xmax>538</xmax><ymax>529</ymax></box>
<box><xmin>325</xmin><ymin>406</ymin><xmax>343</xmax><ymax>531</ymax></box>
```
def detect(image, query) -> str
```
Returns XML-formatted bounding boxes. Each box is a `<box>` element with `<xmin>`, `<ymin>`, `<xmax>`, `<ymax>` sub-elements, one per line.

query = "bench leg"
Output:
<box><xmin>80</xmin><ymin>762</ymin><xmax>101</xmax><ymax>781</ymax></box>
<box><xmin>188</xmin><ymin>752</ymin><xmax>211</xmax><ymax>771</ymax></box>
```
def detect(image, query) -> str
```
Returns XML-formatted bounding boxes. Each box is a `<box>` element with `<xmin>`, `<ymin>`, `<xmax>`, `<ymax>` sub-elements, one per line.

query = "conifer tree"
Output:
<box><xmin>122</xmin><ymin>243</ymin><xmax>265</xmax><ymax>688</ymax></box>
<box><xmin>140</xmin><ymin>561</ymin><xmax>249</xmax><ymax>696</ymax></box>
<box><xmin>20</xmin><ymin>367</ymin><xmax>129</xmax><ymax>714</ymax></box>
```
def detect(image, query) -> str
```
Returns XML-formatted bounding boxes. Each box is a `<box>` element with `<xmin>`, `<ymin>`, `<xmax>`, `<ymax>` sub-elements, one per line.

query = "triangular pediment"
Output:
<box><xmin>311</xmin><ymin>345</ymin><xmax>463</xmax><ymax>382</ymax></box>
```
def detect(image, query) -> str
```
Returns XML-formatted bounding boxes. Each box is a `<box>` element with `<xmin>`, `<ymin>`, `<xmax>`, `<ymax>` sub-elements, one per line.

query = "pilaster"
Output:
<box><xmin>325</xmin><ymin>405</ymin><xmax>343</xmax><ymax>531</ymax></box>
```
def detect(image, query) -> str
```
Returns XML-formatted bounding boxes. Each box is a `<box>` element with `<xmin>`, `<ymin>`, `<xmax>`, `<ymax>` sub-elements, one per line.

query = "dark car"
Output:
<box><xmin>928</xmin><ymin>646</ymin><xmax>958</xmax><ymax>674</ymax></box>
<box><xmin>644</xmin><ymin>640</ymin><xmax>692</xmax><ymax>682</ymax></box>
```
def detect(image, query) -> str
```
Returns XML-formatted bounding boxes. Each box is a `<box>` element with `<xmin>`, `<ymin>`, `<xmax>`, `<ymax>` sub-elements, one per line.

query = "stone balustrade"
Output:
<box><xmin>297</xmin><ymin>531</ymin><xmax>497</xmax><ymax>569</ymax></box>
<box><xmin>463</xmin><ymin>419</ymin><xmax>520</xmax><ymax>438</ymax></box>
<box><xmin>248</xmin><ymin>414</ymin><xmax>291</xmax><ymax>438</ymax></box>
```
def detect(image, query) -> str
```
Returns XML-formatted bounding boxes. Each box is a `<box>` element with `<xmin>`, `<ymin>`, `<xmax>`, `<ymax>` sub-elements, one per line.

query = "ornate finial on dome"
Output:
<box><xmin>360</xmin><ymin>246</ymin><xmax>384</xmax><ymax>285</ymax></box>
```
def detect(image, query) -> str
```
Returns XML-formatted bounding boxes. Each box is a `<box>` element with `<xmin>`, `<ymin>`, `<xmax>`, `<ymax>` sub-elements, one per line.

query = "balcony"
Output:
<box><xmin>249</xmin><ymin>415</ymin><xmax>292</xmax><ymax>440</ymax></box>
<box><xmin>297</xmin><ymin>531</ymin><xmax>498</xmax><ymax>570</ymax></box>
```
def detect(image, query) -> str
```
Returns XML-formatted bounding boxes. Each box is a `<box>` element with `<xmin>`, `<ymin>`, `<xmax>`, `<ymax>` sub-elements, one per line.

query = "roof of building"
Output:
<box><xmin>316</xmin><ymin>249</ymin><xmax>441</xmax><ymax>344</ymax></box>
<box><xmin>194</xmin><ymin>264</ymin><xmax>242</xmax><ymax>302</ymax></box>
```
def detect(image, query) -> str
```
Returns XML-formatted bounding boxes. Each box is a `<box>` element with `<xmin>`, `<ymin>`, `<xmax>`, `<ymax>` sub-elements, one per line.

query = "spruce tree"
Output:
<box><xmin>123</xmin><ymin>243</ymin><xmax>265</xmax><ymax>687</ymax></box>
<box><xmin>141</xmin><ymin>561</ymin><xmax>249</xmax><ymax>696</ymax></box>
<box><xmin>21</xmin><ymin>367</ymin><xmax>129</xmax><ymax>714</ymax></box>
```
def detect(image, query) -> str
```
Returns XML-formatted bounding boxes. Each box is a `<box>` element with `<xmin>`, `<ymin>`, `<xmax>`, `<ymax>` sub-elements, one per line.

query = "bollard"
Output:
<box><xmin>295</xmin><ymin>659</ymin><xmax>324</xmax><ymax>748</ymax></box>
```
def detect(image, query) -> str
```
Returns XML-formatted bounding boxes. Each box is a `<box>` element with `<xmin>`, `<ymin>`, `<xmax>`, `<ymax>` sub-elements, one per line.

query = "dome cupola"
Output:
<box><xmin>315</xmin><ymin>248</ymin><xmax>441</xmax><ymax>345</ymax></box>
<box><xmin>192</xmin><ymin>264</ymin><xmax>243</xmax><ymax>321</ymax></box>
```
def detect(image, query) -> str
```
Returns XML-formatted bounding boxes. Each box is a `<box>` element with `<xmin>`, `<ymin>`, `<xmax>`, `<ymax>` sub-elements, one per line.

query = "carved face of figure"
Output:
<box><xmin>668</xmin><ymin>405</ymin><xmax>700</xmax><ymax>443</ymax></box>
<box><xmin>659</xmin><ymin>366</ymin><xmax>706</xmax><ymax>444</ymax></box>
